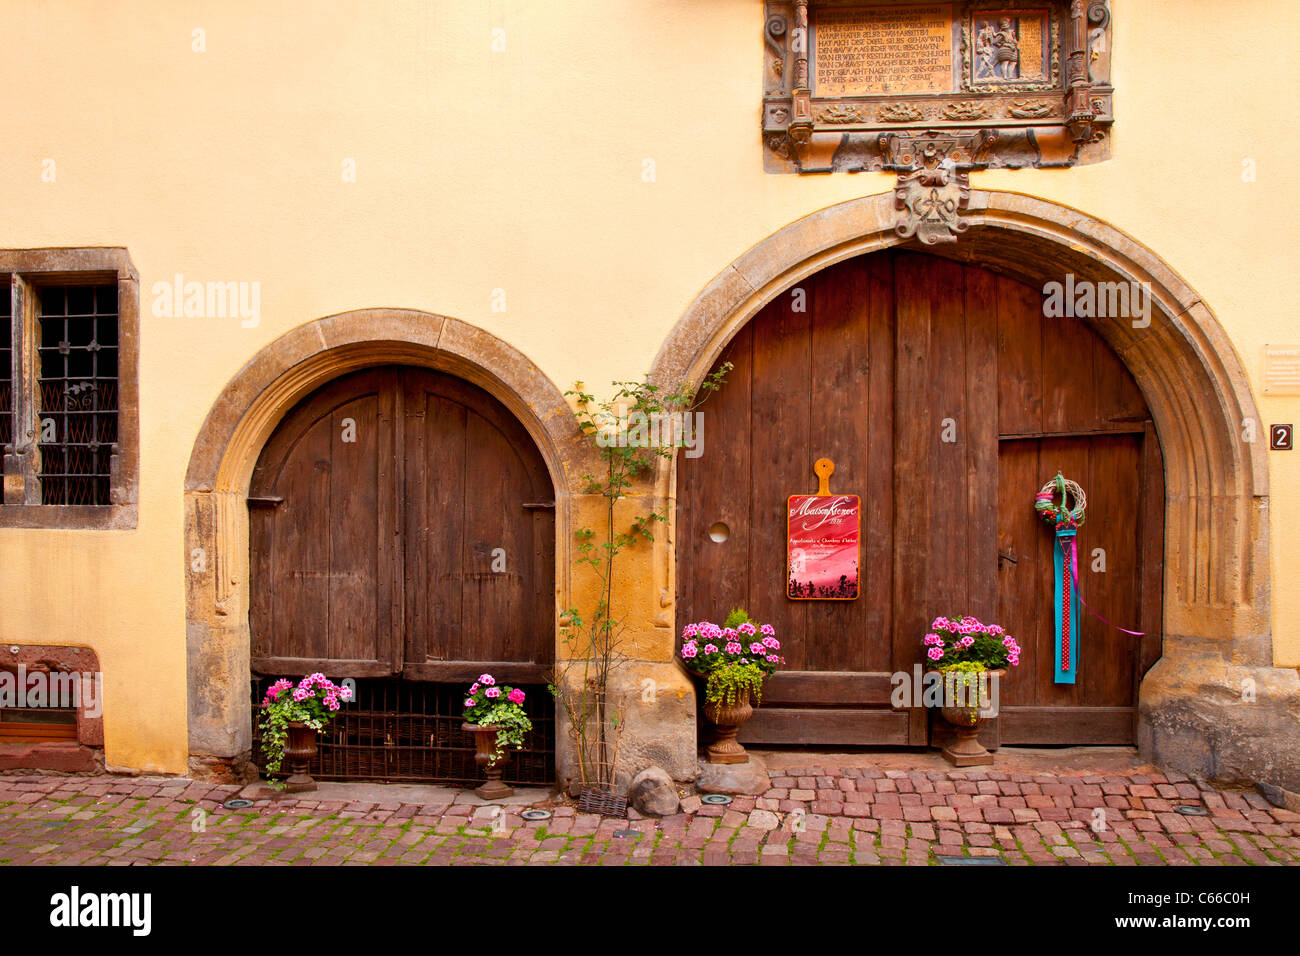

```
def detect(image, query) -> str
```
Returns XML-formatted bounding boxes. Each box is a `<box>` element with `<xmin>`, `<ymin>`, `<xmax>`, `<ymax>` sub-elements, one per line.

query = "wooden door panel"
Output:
<box><xmin>806</xmin><ymin>259</ymin><xmax>882</xmax><ymax>673</ymax></box>
<box><xmin>678</xmin><ymin>250</ymin><xmax>1163</xmax><ymax>746</ymax></box>
<box><xmin>250</xmin><ymin>369</ymin><xmax>396</xmax><ymax>675</ymax></box>
<box><xmin>996</xmin><ymin>433</ymin><xmax>1148</xmax><ymax>743</ymax></box>
<box><xmin>250</xmin><ymin>365</ymin><xmax>555</xmax><ymax>684</ymax></box>
<box><xmin>402</xmin><ymin>370</ymin><xmax>555</xmax><ymax>674</ymax></box>
<box><xmin>403</xmin><ymin>391</ymin><xmax>467</xmax><ymax>665</ymax></box>
<box><xmin>748</xmin><ymin>287</ymin><xmax>812</xmax><ymax>668</ymax></box>
<box><xmin>676</xmin><ymin>324</ymin><xmax>754</xmax><ymax>630</ymax></box>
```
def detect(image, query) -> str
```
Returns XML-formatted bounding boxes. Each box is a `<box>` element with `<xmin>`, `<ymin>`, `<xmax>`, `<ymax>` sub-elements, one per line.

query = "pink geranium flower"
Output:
<box><xmin>927</xmin><ymin>647</ymin><xmax>944</xmax><ymax>661</ymax></box>
<box><xmin>703</xmin><ymin>644</ymin><xmax>718</xmax><ymax>654</ymax></box>
<box><xmin>486</xmin><ymin>687</ymin><xmax>500</xmax><ymax>698</ymax></box>
<box><xmin>725</xmin><ymin>642</ymin><xmax>742</xmax><ymax>655</ymax></box>
<box><xmin>749</xmin><ymin>642</ymin><xmax>765</xmax><ymax>655</ymax></box>
<box><xmin>464</xmin><ymin>698</ymin><xmax>476</xmax><ymax>708</ymax></box>
<box><xmin>759</xmin><ymin>624</ymin><xmax>775</xmax><ymax>636</ymax></box>
<box><xmin>478</xmin><ymin>674</ymin><xmax>495</xmax><ymax>686</ymax></box>
<box><xmin>507</xmin><ymin>688</ymin><xmax>525</xmax><ymax>705</ymax></box>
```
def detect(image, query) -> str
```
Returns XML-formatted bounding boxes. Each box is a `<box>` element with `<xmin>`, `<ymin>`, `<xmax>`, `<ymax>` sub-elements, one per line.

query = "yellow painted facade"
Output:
<box><xmin>0</xmin><ymin>0</ymin><xmax>1296</xmax><ymax>773</ymax></box>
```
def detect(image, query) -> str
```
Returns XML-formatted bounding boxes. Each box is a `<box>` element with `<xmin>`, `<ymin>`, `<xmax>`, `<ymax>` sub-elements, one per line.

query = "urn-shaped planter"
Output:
<box><xmin>937</xmin><ymin>669</ymin><xmax>1005</xmax><ymax>767</ymax></box>
<box><xmin>701</xmin><ymin>690</ymin><xmax>755</xmax><ymax>765</ymax></box>
<box><xmin>283</xmin><ymin>721</ymin><xmax>319</xmax><ymax>792</ymax></box>
<box><xmin>463</xmin><ymin>722</ymin><xmax>515</xmax><ymax>800</ymax></box>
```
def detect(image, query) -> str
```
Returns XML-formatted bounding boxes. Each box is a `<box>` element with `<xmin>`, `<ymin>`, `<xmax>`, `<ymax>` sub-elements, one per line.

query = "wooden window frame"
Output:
<box><xmin>0</xmin><ymin>248</ymin><xmax>138</xmax><ymax>529</ymax></box>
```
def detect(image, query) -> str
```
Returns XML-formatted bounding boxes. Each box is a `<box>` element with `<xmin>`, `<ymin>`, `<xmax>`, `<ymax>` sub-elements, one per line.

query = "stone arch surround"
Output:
<box><xmin>183</xmin><ymin>310</ymin><xmax>586</xmax><ymax>774</ymax></box>
<box><xmin>650</xmin><ymin>190</ymin><xmax>1300</xmax><ymax>790</ymax></box>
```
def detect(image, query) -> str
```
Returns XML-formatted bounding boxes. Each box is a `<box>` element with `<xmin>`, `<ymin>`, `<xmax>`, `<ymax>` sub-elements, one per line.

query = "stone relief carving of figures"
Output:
<box><xmin>976</xmin><ymin>17</ymin><xmax>1021</xmax><ymax>80</ymax></box>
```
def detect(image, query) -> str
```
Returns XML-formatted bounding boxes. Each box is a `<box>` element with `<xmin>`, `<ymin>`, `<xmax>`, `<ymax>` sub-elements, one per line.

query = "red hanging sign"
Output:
<box><xmin>787</xmin><ymin>458</ymin><xmax>860</xmax><ymax>601</ymax></box>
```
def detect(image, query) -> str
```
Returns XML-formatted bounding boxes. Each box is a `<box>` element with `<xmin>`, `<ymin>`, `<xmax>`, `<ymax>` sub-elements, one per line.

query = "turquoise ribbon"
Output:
<box><xmin>1053</xmin><ymin>528</ymin><xmax>1080</xmax><ymax>685</ymax></box>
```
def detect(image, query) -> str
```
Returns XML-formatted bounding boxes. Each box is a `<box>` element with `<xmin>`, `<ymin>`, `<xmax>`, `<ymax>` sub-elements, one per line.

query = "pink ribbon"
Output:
<box><xmin>1066</xmin><ymin>538</ymin><xmax>1145</xmax><ymax>637</ymax></box>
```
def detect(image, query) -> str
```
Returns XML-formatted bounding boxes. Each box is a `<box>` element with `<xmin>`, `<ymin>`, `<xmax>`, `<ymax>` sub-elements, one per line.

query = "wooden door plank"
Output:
<box><xmin>995</xmin><ymin>438</ymin><xmax>1042</xmax><ymax>708</ymax></box>
<box><xmin>996</xmin><ymin>275</ymin><xmax>1044</xmax><ymax>435</ymax></box>
<box><xmin>999</xmin><ymin>706</ymin><xmax>1136</xmax><ymax>744</ymax></box>
<box><xmin>759</xmin><ymin>670</ymin><xmax>900</xmax><ymax>705</ymax></box>
<box><xmin>924</xmin><ymin>255</ymin><xmax>970</xmax><ymax>623</ymax></box>
<box><xmin>1077</xmin><ymin>434</ymin><xmax>1141</xmax><ymax>706</ymax></box>
<box><xmin>748</xmin><ymin>289</ymin><xmax>810</xmax><ymax>664</ymax></box>
<box><xmin>807</xmin><ymin>260</ymin><xmax>871</xmax><ymax>672</ymax></box>
<box><xmin>964</xmin><ymin>264</ymin><xmax>1000</xmax><ymax>623</ymax></box>
<box><xmin>276</xmin><ymin>413</ymin><xmax>333</xmax><ymax>661</ymax></box>
<box><xmin>462</xmin><ymin>407</ymin><xmax>529</xmax><ymax>663</ymax></box>
<box><xmin>1092</xmin><ymin>334</ymin><xmax>1149</xmax><ymax>427</ymax></box>
<box><xmin>1042</xmin><ymin>313</ymin><xmax>1097</xmax><ymax>433</ymax></box>
<box><xmin>416</xmin><ymin>393</ymin><xmax>468</xmax><ymax>662</ymax></box>
<box><xmin>327</xmin><ymin>392</ymin><xmax>382</xmax><ymax>665</ymax></box>
<box><xmin>739</xmin><ymin>707</ymin><xmax>910</xmax><ymax>745</ymax></box>
<box><xmin>864</xmin><ymin>254</ymin><xmax>896</xmax><ymax>674</ymax></box>
<box><xmin>677</xmin><ymin>323</ymin><xmax>753</xmax><ymax>628</ymax></box>
<box><xmin>892</xmin><ymin>252</ymin><xmax>938</xmax><ymax>744</ymax></box>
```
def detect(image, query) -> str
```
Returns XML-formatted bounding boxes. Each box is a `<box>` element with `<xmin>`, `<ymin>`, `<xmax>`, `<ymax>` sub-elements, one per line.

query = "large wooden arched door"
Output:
<box><xmin>249</xmin><ymin>365</ymin><xmax>555</xmax><ymax>683</ymax></box>
<box><xmin>677</xmin><ymin>251</ymin><xmax>1163</xmax><ymax>747</ymax></box>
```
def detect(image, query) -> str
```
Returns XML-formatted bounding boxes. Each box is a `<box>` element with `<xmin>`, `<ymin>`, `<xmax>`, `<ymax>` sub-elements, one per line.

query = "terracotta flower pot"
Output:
<box><xmin>937</xmin><ymin>669</ymin><xmax>1005</xmax><ymax>767</ymax></box>
<box><xmin>463</xmin><ymin>722</ymin><xmax>514</xmax><ymax>800</ymax></box>
<box><xmin>283</xmin><ymin>720</ymin><xmax>319</xmax><ymax>792</ymax></box>
<box><xmin>701</xmin><ymin>689</ymin><xmax>754</xmax><ymax>765</ymax></box>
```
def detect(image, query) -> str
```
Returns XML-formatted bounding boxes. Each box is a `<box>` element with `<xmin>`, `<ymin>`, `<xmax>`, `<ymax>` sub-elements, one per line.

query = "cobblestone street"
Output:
<box><xmin>2</xmin><ymin>757</ymin><xmax>1297</xmax><ymax>866</ymax></box>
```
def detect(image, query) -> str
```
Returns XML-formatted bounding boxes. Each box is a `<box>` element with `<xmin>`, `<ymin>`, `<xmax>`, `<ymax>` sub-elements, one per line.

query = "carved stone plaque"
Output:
<box><xmin>969</xmin><ymin>9</ymin><xmax>1049</xmax><ymax>86</ymax></box>
<box><xmin>763</xmin><ymin>0</ymin><xmax>1115</xmax><ymax>179</ymax></box>
<box><xmin>813</xmin><ymin>4</ymin><xmax>955</xmax><ymax>97</ymax></box>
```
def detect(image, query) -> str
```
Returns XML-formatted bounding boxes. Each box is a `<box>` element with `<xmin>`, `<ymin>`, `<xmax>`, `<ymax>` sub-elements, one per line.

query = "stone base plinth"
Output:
<box><xmin>696</xmin><ymin>755</ymin><xmax>770</xmax><ymax>795</ymax></box>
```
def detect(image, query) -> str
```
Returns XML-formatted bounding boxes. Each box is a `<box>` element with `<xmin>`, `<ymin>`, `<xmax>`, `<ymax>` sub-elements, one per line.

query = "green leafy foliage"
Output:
<box><xmin>462</xmin><ymin>676</ymin><xmax>532</xmax><ymax>767</ymax></box>
<box><xmin>680</xmin><ymin>607</ymin><xmax>784</xmax><ymax>707</ymax></box>
<box><xmin>704</xmin><ymin>660</ymin><xmax>768</xmax><ymax>707</ymax></box>
<box><xmin>257</xmin><ymin>674</ymin><xmax>352</xmax><ymax>777</ymax></box>
<box><xmin>554</xmin><ymin>365</ymin><xmax>732</xmax><ymax>787</ymax></box>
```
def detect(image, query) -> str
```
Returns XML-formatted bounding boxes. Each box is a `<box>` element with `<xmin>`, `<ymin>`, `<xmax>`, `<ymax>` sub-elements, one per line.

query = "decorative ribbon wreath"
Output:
<box><xmin>1032</xmin><ymin>472</ymin><xmax>1144</xmax><ymax>686</ymax></box>
<box><xmin>1035</xmin><ymin>473</ymin><xmax>1087</xmax><ymax>531</ymax></box>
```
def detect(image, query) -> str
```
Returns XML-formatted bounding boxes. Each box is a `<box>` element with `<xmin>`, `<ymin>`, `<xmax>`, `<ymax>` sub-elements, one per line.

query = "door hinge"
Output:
<box><xmin>522</xmin><ymin>501</ymin><xmax>556</xmax><ymax>510</ymax></box>
<box><xmin>246</xmin><ymin>495</ymin><xmax>284</xmax><ymax>507</ymax></box>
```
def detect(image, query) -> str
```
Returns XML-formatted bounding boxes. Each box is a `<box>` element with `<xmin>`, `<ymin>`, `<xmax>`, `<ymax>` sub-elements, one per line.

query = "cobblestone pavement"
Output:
<box><xmin>1</xmin><ymin>765</ymin><xmax>1297</xmax><ymax>866</ymax></box>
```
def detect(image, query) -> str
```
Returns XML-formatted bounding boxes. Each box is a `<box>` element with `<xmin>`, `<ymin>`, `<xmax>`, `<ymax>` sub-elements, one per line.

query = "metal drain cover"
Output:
<box><xmin>520</xmin><ymin>809</ymin><xmax>552</xmax><ymax>821</ymax></box>
<box><xmin>935</xmin><ymin>856</ymin><xmax>1006</xmax><ymax>866</ymax></box>
<box><xmin>700</xmin><ymin>794</ymin><xmax>732</xmax><ymax>805</ymax></box>
<box><xmin>1174</xmin><ymin>804</ymin><xmax>1209</xmax><ymax>816</ymax></box>
<box><xmin>223</xmin><ymin>799</ymin><xmax>254</xmax><ymax>809</ymax></box>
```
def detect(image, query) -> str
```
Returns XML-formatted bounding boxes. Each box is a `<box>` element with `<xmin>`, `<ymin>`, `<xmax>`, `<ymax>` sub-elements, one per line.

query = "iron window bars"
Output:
<box><xmin>35</xmin><ymin>285</ymin><xmax>119</xmax><ymax>505</ymax></box>
<box><xmin>250</xmin><ymin>677</ymin><xmax>557</xmax><ymax>786</ymax></box>
<box><xmin>0</xmin><ymin>249</ymin><xmax>138</xmax><ymax>528</ymax></box>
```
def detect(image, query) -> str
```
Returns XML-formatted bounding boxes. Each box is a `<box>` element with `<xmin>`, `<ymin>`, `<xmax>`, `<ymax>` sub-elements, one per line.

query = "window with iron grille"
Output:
<box><xmin>0</xmin><ymin>249</ymin><xmax>138</xmax><ymax>529</ymax></box>
<box><xmin>36</xmin><ymin>285</ymin><xmax>119</xmax><ymax>505</ymax></box>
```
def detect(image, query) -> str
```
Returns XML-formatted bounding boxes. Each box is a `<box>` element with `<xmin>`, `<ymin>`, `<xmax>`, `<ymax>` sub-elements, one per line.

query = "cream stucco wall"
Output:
<box><xmin>0</xmin><ymin>0</ymin><xmax>1295</xmax><ymax>773</ymax></box>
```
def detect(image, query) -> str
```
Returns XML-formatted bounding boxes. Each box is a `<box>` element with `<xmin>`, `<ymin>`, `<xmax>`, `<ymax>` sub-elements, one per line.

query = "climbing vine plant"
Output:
<box><xmin>552</xmin><ymin>363</ymin><xmax>732</xmax><ymax>791</ymax></box>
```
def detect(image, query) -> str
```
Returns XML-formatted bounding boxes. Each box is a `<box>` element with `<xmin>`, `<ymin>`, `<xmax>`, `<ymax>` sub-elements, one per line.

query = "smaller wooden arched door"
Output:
<box><xmin>248</xmin><ymin>365</ymin><xmax>555</xmax><ymax>683</ymax></box>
